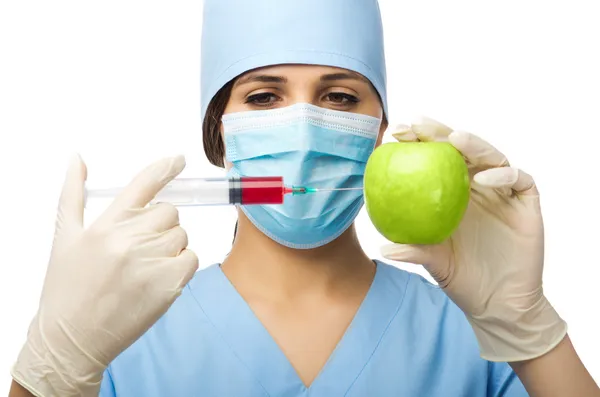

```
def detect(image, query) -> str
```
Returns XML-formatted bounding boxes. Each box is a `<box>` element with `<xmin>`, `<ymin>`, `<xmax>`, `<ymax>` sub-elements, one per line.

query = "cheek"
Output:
<box><xmin>223</xmin><ymin>95</ymin><xmax>248</xmax><ymax>114</ymax></box>
<box><xmin>355</xmin><ymin>96</ymin><xmax>385</xmax><ymax>147</ymax></box>
<box><xmin>357</xmin><ymin>90</ymin><xmax>384</xmax><ymax>119</ymax></box>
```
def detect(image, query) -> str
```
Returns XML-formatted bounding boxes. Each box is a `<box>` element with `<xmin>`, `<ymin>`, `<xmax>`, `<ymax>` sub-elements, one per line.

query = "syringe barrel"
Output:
<box><xmin>151</xmin><ymin>178</ymin><xmax>231</xmax><ymax>206</ymax></box>
<box><xmin>150</xmin><ymin>176</ymin><xmax>285</xmax><ymax>206</ymax></box>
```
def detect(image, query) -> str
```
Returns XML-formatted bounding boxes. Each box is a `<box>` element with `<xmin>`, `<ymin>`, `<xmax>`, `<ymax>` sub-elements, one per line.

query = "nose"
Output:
<box><xmin>287</xmin><ymin>84</ymin><xmax>319</xmax><ymax>107</ymax></box>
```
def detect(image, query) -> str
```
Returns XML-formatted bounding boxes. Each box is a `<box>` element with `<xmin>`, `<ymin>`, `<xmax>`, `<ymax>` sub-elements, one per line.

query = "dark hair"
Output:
<box><xmin>202</xmin><ymin>80</ymin><xmax>237</xmax><ymax>242</ymax></box>
<box><xmin>203</xmin><ymin>79</ymin><xmax>235</xmax><ymax>167</ymax></box>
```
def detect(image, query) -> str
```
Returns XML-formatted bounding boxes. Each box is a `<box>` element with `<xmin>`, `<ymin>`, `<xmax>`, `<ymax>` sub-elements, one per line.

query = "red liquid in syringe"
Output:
<box><xmin>238</xmin><ymin>176</ymin><xmax>292</xmax><ymax>205</ymax></box>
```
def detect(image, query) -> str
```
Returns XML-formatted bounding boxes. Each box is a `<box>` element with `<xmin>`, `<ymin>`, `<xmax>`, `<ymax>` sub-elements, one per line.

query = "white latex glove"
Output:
<box><xmin>11</xmin><ymin>155</ymin><xmax>199</xmax><ymax>397</ymax></box>
<box><xmin>382</xmin><ymin>118</ymin><xmax>567</xmax><ymax>362</ymax></box>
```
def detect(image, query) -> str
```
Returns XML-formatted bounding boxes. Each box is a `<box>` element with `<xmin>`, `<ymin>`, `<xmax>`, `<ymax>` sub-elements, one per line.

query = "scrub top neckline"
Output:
<box><xmin>188</xmin><ymin>261</ymin><xmax>408</xmax><ymax>396</ymax></box>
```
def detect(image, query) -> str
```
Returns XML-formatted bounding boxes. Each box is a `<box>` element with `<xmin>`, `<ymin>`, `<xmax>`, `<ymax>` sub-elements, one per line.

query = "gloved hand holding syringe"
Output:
<box><xmin>85</xmin><ymin>176</ymin><xmax>363</xmax><ymax>207</ymax></box>
<box><xmin>12</xmin><ymin>155</ymin><xmax>368</xmax><ymax>397</ymax></box>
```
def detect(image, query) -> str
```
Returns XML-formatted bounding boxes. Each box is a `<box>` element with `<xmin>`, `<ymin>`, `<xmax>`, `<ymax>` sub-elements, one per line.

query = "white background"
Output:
<box><xmin>1</xmin><ymin>0</ymin><xmax>599</xmax><ymax>392</ymax></box>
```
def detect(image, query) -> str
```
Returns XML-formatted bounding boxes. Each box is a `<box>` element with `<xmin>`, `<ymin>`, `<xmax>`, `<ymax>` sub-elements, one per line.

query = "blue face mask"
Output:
<box><xmin>223</xmin><ymin>103</ymin><xmax>381</xmax><ymax>249</ymax></box>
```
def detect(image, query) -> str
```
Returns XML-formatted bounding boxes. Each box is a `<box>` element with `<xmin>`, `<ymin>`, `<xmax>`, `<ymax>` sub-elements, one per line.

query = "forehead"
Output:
<box><xmin>235</xmin><ymin>64</ymin><xmax>370</xmax><ymax>83</ymax></box>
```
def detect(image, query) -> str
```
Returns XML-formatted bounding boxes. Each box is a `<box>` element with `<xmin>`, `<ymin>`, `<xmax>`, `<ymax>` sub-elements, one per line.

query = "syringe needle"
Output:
<box><xmin>308</xmin><ymin>187</ymin><xmax>364</xmax><ymax>192</ymax></box>
<box><xmin>286</xmin><ymin>186</ymin><xmax>364</xmax><ymax>195</ymax></box>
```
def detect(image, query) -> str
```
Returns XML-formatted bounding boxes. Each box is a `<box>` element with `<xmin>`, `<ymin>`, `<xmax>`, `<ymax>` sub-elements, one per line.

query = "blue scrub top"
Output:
<box><xmin>100</xmin><ymin>261</ymin><xmax>529</xmax><ymax>396</ymax></box>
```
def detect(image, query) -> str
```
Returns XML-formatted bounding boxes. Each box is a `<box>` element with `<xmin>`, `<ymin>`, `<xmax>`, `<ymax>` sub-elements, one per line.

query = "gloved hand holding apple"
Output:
<box><xmin>364</xmin><ymin>117</ymin><xmax>567</xmax><ymax>363</ymax></box>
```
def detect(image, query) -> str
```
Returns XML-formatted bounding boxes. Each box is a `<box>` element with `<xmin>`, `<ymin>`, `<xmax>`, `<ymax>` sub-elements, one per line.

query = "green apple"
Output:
<box><xmin>364</xmin><ymin>141</ymin><xmax>470</xmax><ymax>245</ymax></box>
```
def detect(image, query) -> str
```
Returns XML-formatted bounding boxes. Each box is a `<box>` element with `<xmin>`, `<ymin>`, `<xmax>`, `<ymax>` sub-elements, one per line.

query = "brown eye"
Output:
<box><xmin>245</xmin><ymin>92</ymin><xmax>279</xmax><ymax>106</ymax></box>
<box><xmin>325</xmin><ymin>92</ymin><xmax>359</xmax><ymax>105</ymax></box>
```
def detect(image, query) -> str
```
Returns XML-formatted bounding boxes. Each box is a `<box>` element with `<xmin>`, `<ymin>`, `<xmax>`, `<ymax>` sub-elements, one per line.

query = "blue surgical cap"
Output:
<box><xmin>200</xmin><ymin>0</ymin><xmax>388</xmax><ymax>122</ymax></box>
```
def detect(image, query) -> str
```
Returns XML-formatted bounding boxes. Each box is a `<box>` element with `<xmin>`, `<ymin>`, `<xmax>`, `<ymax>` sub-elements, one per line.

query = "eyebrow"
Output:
<box><xmin>320</xmin><ymin>72</ymin><xmax>369</xmax><ymax>83</ymax></box>
<box><xmin>234</xmin><ymin>74</ymin><xmax>288</xmax><ymax>87</ymax></box>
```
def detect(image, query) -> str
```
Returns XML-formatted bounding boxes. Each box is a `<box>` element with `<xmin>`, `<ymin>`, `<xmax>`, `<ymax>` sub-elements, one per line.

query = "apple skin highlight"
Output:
<box><xmin>364</xmin><ymin>141</ymin><xmax>471</xmax><ymax>245</ymax></box>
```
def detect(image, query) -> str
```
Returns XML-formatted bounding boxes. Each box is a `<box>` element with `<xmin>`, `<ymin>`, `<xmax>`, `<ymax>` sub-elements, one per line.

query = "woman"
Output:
<box><xmin>9</xmin><ymin>0</ymin><xmax>599</xmax><ymax>396</ymax></box>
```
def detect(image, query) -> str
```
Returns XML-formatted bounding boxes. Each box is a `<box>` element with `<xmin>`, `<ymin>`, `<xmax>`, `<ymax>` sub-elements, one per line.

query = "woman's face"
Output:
<box><xmin>221</xmin><ymin>64</ymin><xmax>387</xmax><ymax>167</ymax></box>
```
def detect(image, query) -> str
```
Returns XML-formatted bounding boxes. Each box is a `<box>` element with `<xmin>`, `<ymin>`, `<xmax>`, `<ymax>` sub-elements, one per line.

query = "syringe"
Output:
<box><xmin>85</xmin><ymin>176</ymin><xmax>339</xmax><ymax>207</ymax></box>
